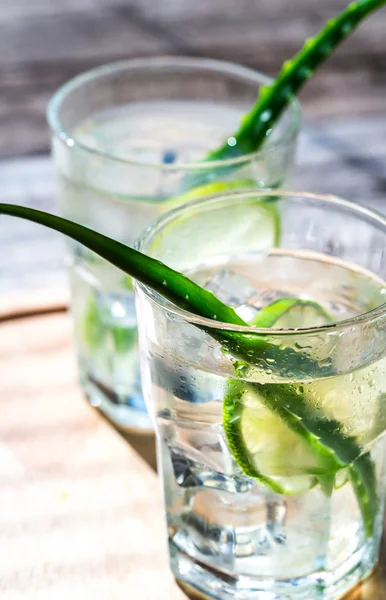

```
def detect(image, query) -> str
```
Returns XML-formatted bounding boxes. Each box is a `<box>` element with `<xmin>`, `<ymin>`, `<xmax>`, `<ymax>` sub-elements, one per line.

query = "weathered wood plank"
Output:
<box><xmin>0</xmin><ymin>156</ymin><xmax>66</xmax><ymax>294</ymax></box>
<box><xmin>0</xmin><ymin>0</ymin><xmax>385</xmax><ymax>157</ymax></box>
<box><xmin>0</xmin><ymin>311</ymin><xmax>186</xmax><ymax>600</ymax></box>
<box><xmin>1</xmin><ymin>273</ymin><xmax>386</xmax><ymax>599</ymax></box>
<box><xmin>296</xmin><ymin>117</ymin><xmax>386</xmax><ymax>212</ymax></box>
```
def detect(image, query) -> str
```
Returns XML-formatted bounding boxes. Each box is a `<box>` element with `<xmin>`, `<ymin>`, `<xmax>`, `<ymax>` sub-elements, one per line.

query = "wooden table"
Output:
<box><xmin>2</xmin><ymin>0</ymin><xmax>386</xmax><ymax>159</ymax></box>
<box><xmin>0</xmin><ymin>306</ymin><xmax>185</xmax><ymax>600</ymax></box>
<box><xmin>1</xmin><ymin>300</ymin><xmax>386</xmax><ymax>599</ymax></box>
<box><xmin>1</xmin><ymin>1</ymin><xmax>386</xmax><ymax>597</ymax></box>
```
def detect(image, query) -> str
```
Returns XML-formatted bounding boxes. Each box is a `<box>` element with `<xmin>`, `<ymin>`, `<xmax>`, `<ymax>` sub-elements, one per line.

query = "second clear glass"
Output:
<box><xmin>47</xmin><ymin>57</ymin><xmax>300</xmax><ymax>431</ymax></box>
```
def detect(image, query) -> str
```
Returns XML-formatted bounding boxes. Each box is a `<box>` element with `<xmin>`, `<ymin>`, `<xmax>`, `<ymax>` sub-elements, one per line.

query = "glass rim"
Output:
<box><xmin>46</xmin><ymin>56</ymin><xmax>301</xmax><ymax>171</ymax></box>
<box><xmin>135</xmin><ymin>189</ymin><xmax>386</xmax><ymax>336</ymax></box>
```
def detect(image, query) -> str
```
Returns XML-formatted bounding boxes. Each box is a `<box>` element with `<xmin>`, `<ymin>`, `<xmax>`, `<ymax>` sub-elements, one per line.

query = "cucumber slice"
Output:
<box><xmin>224</xmin><ymin>297</ymin><xmax>334</xmax><ymax>495</ymax></box>
<box><xmin>224</xmin><ymin>380</ymin><xmax>319</xmax><ymax>495</ymax></box>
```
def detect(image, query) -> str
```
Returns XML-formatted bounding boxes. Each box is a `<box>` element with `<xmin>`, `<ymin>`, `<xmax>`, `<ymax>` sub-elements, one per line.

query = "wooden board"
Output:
<box><xmin>0</xmin><ymin>0</ymin><xmax>385</xmax><ymax>157</ymax></box>
<box><xmin>0</xmin><ymin>310</ymin><xmax>186</xmax><ymax>600</ymax></box>
<box><xmin>0</xmin><ymin>307</ymin><xmax>386</xmax><ymax>599</ymax></box>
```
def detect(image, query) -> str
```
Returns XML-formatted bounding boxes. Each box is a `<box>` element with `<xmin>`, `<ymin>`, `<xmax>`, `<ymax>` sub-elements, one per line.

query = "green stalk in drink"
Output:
<box><xmin>3</xmin><ymin>0</ymin><xmax>386</xmax><ymax>547</ymax></box>
<box><xmin>0</xmin><ymin>202</ymin><xmax>382</xmax><ymax>538</ymax></box>
<box><xmin>208</xmin><ymin>0</ymin><xmax>386</xmax><ymax>162</ymax></box>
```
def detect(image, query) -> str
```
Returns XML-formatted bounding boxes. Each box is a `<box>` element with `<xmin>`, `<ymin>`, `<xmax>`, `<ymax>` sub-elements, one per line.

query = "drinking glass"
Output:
<box><xmin>135</xmin><ymin>190</ymin><xmax>386</xmax><ymax>599</ymax></box>
<box><xmin>47</xmin><ymin>57</ymin><xmax>300</xmax><ymax>431</ymax></box>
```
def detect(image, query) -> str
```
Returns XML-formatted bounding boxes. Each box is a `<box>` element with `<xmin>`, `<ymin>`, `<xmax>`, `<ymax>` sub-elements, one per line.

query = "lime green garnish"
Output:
<box><xmin>224</xmin><ymin>380</ymin><xmax>319</xmax><ymax>495</ymax></box>
<box><xmin>224</xmin><ymin>297</ymin><xmax>333</xmax><ymax>495</ymax></box>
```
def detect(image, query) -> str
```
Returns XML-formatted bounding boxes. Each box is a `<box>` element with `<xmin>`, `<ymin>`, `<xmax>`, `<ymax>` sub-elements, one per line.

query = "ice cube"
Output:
<box><xmin>95</xmin><ymin>291</ymin><xmax>137</xmax><ymax>328</ymax></box>
<box><xmin>204</xmin><ymin>268</ymin><xmax>259</xmax><ymax>307</ymax></box>
<box><xmin>236</xmin><ymin>289</ymin><xmax>297</xmax><ymax>324</ymax></box>
<box><xmin>167</xmin><ymin>441</ymin><xmax>251</xmax><ymax>493</ymax></box>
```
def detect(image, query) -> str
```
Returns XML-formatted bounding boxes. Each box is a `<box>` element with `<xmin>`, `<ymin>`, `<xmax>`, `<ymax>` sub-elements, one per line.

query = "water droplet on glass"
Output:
<box><xmin>304</xmin><ymin>37</ymin><xmax>315</xmax><ymax>49</ymax></box>
<box><xmin>298</xmin><ymin>66</ymin><xmax>312</xmax><ymax>80</ymax></box>
<box><xmin>319</xmin><ymin>43</ymin><xmax>331</xmax><ymax>56</ymax></box>
<box><xmin>282</xmin><ymin>60</ymin><xmax>292</xmax><ymax>73</ymax></box>
<box><xmin>111</xmin><ymin>301</ymin><xmax>126</xmax><ymax>319</ymax></box>
<box><xmin>260</xmin><ymin>109</ymin><xmax>272</xmax><ymax>123</ymax></box>
<box><xmin>342</xmin><ymin>21</ymin><xmax>353</xmax><ymax>35</ymax></box>
<box><xmin>348</xmin><ymin>2</ymin><xmax>359</xmax><ymax>12</ymax></box>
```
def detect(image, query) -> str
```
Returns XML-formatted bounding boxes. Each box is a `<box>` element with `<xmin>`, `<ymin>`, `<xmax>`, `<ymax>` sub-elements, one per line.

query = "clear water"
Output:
<box><xmin>74</xmin><ymin>100</ymin><xmax>245</xmax><ymax>165</ymax></box>
<box><xmin>142</xmin><ymin>251</ymin><xmax>386</xmax><ymax>599</ymax></box>
<box><xmin>58</xmin><ymin>100</ymin><xmax>292</xmax><ymax>430</ymax></box>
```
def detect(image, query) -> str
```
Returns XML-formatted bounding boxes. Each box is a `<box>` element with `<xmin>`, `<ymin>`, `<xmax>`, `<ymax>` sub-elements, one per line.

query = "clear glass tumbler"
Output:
<box><xmin>135</xmin><ymin>190</ymin><xmax>386</xmax><ymax>599</ymax></box>
<box><xmin>47</xmin><ymin>57</ymin><xmax>300</xmax><ymax>431</ymax></box>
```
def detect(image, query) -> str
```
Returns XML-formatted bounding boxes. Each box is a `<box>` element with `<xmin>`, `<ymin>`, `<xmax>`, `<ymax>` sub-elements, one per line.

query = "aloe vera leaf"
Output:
<box><xmin>96</xmin><ymin>179</ymin><xmax>280</xmax><ymax>349</ymax></box>
<box><xmin>0</xmin><ymin>206</ymin><xmax>271</xmax><ymax>359</ymax></box>
<box><xmin>349</xmin><ymin>453</ymin><xmax>378</xmax><ymax>539</ymax></box>
<box><xmin>0</xmin><ymin>207</ymin><xmax>366</xmax><ymax>463</ymax></box>
<box><xmin>0</xmin><ymin>203</ymin><xmax>378</xmax><ymax>534</ymax></box>
<box><xmin>0</xmin><ymin>204</ymin><xmax>285</xmax><ymax>368</ymax></box>
<box><xmin>0</xmin><ymin>203</ymin><xmax>245</xmax><ymax>324</ymax></box>
<box><xmin>207</xmin><ymin>0</ymin><xmax>386</xmax><ymax>162</ymax></box>
<box><xmin>1</xmin><ymin>206</ymin><xmax>315</xmax><ymax>377</ymax></box>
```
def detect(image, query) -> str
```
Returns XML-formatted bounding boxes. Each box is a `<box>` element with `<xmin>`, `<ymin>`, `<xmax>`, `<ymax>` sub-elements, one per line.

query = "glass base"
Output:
<box><xmin>81</xmin><ymin>373</ymin><xmax>153</xmax><ymax>432</ymax></box>
<box><xmin>171</xmin><ymin>543</ymin><xmax>376</xmax><ymax>600</ymax></box>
